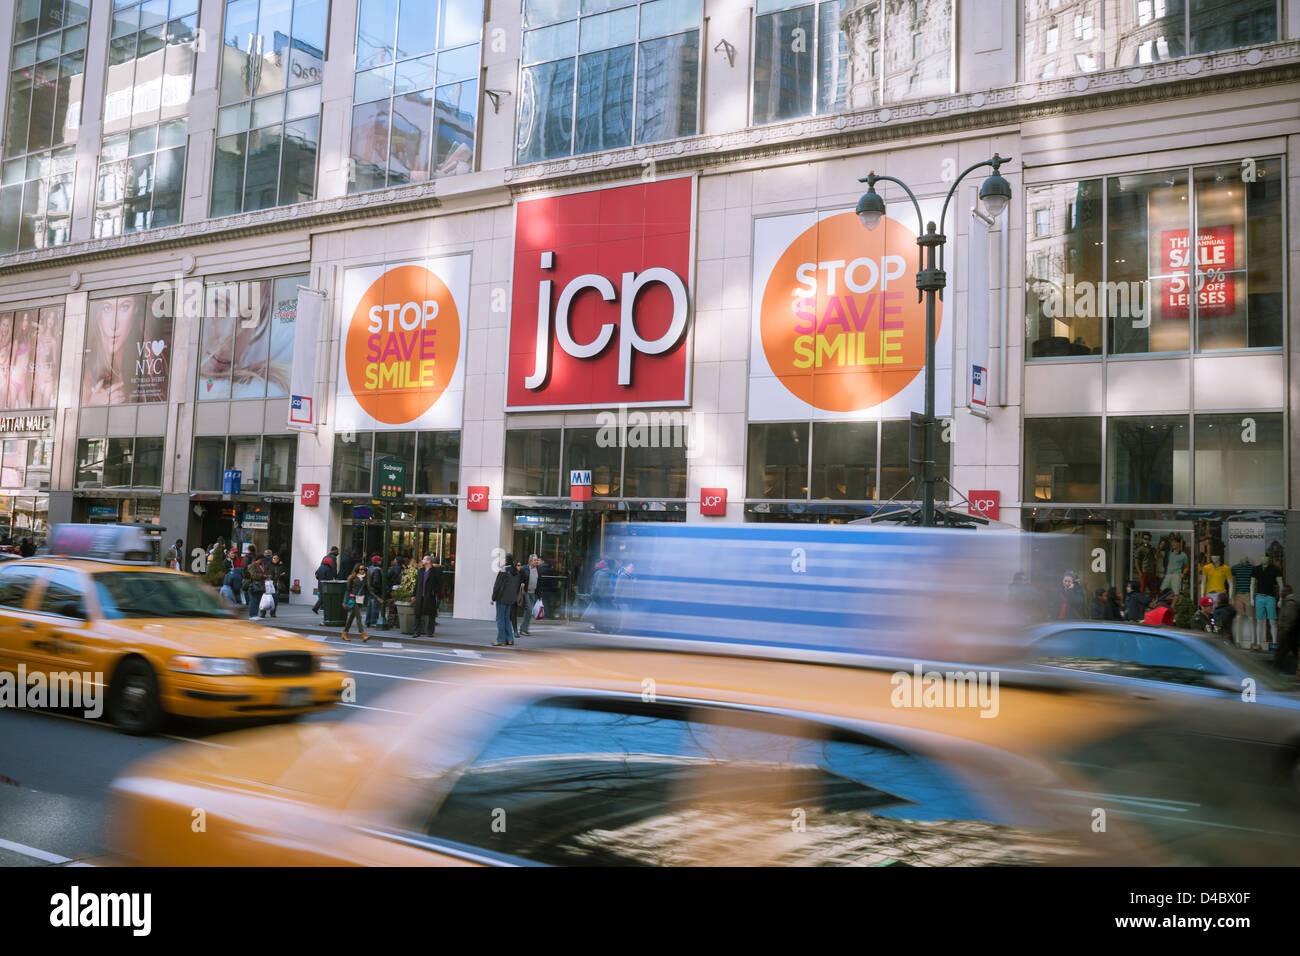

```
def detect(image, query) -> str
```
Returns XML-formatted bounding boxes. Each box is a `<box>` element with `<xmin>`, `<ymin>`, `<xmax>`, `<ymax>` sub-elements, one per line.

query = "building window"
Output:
<box><xmin>0</xmin><ymin>0</ymin><xmax>89</xmax><ymax>253</ymax></box>
<box><xmin>1023</xmin><ymin>417</ymin><xmax>1101</xmax><ymax>503</ymax></box>
<box><xmin>332</xmin><ymin>431</ymin><xmax>374</xmax><ymax>494</ymax></box>
<box><xmin>879</xmin><ymin>418</ymin><xmax>949</xmax><ymax>502</ymax></box>
<box><xmin>212</xmin><ymin>0</ymin><xmax>327</xmax><ymax>216</ymax></box>
<box><xmin>192</xmin><ymin>433</ymin><xmax>297</xmax><ymax>491</ymax></box>
<box><xmin>1033</xmin><ymin>207</ymin><xmax>1050</xmax><ymax>238</ymax></box>
<box><xmin>1107</xmin><ymin>415</ymin><xmax>1189</xmax><ymax>505</ymax></box>
<box><xmin>1026</xmin><ymin>159</ymin><xmax>1283</xmax><ymax>360</ymax></box>
<box><xmin>349</xmin><ymin>0</ymin><xmax>481</xmax><ymax>191</ymax></box>
<box><xmin>76</xmin><ymin>435</ymin><xmax>162</xmax><ymax>488</ymax></box>
<box><xmin>83</xmin><ymin>290</ymin><xmax>174</xmax><ymax>405</ymax></box>
<box><xmin>94</xmin><ymin>120</ymin><xmax>187</xmax><ymax>237</ymax></box>
<box><xmin>623</xmin><ymin>434</ymin><xmax>687</xmax><ymax>499</ymax></box>
<box><xmin>0</xmin><ymin>306</ymin><xmax>63</xmax><ymax>409</ymax></box>
<box><xmin>517</xmin><ymin>0</ymin><xmax>701</xmax><ymax>162</ymax></box>
<box><xmin>1024</xmin><ymin>0</ymin><xmax>1275</xmax><ymax>79</ymax></box>
<box><xmin>504</xmin><ymin>425</ymin><xmax>685</xmax><ymax>499</ymax></box>
<box><xmin>415</xmin><ymin>430</ymin><xmax>460</xmax><ymax>495</ymax></box>
<box><xmin>332</xmin><ymin>429</ymin><xmax>459</xmax><ymax>496</ymax></box>
<box><xmin>811</xmin><ymin>421</ymin><xmax>875</xmax><ymax>500</ymax></box>
<box><xmin>505</xmin><ymin>428</ymin><xmax>562</xmax><ymax>496</ymax></box>
<box><xmin>197</xmin><ymin>275</ymin><xmax>302</xmax><ymax>399</ymax></box>
<box><xmin>561</xmin><ymin>427</ymin><xmax>621</xmax><ymax>497</ymax></box>
<box><xmin>746</xmin><ymin>422</ymin><xmax>809</xmax><ymax>499</ymax></box>
<box><xmin>1193</xmin><ymin>413</ymin><xmax>1282</xmax><ymax>507</ymax></box>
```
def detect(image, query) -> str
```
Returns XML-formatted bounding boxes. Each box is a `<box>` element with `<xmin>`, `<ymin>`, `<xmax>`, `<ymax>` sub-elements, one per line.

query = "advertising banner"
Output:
<box><xmin>288</xmin><ymin>287</ymin><xmax>325</xmax><ymax>431</ymax></box>
<box><xmin>506</xmin><ymin>177</ymin><xmax>694</xmax><ymax>411</ymax></box>
<box><xmin>82</xmin><ymin>292</ymin><xmax>173</xmax><ymax>405</ymax></box>
<box><xmin>0</xmin><ymin>306</ymin><xmax>62</xmax><ymax>411</ymax></box>
<box><xmin>750</xmin><ymin>210</ymin><xmax>952</xmax><ymax>421</ymax></box>
<box><xmin>198</xmin><ymin>277</ymin><xmax>299</xmax><ymax>400</ymax></box>
<box><xmin>336</xmin><ymin>254</ymin><xmax>470</xmax><ymax>432</ymax></box>
<box><xmin>968</xmin><ymin>211</ymin><xmax>990</xmax><ymax>416</ymax></box>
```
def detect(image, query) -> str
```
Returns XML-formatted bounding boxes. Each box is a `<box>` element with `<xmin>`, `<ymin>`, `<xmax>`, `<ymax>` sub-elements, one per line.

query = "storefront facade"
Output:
<box><xmin>0</xmin><ymin>0</ymin><xmax>1295</xmax><ymax>619</ymax></box>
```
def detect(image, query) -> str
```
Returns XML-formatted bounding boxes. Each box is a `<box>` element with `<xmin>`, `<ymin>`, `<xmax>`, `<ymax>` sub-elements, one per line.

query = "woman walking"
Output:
<box><xmin>341</xmin><ymin>564</ymin><xmax>370</xmax><ymax>643</ymax></box>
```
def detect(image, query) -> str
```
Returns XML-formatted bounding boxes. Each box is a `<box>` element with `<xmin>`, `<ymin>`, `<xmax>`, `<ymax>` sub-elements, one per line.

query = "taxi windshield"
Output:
<box><xmin>92</xmin><ymin>571</ymin><xmax>232</xmax><ymax>619</ymax></box>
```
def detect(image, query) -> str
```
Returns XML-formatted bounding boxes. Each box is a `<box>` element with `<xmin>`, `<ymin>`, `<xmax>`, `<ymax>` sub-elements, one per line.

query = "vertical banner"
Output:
<box><xmin>288</xmin><ymin>288</ymin><xmax>325</xmax><ymax>432</ymax></box>
<box><xmin>968</xmin><ymin>210</ymin><xmax>990</xmax><ymax>417</ymax></box>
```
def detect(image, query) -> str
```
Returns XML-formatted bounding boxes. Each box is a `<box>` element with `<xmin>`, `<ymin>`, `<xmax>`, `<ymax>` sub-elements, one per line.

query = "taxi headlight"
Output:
<box><xmin>169</xmin><ymin>656</ymin><xmax>254</xmax><ymax>676</ymax></box>
<box><xmin>318</xmin><ymin>654</ymin><xmax>344</xmax><ymax>672</ymax></box>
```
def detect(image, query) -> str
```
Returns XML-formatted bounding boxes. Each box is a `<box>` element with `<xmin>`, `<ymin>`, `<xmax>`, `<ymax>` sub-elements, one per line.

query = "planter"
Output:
<box><xmin>396</xmin><ymin>602</ymin><xmax>416</xmax><ymax>635</ymax></box>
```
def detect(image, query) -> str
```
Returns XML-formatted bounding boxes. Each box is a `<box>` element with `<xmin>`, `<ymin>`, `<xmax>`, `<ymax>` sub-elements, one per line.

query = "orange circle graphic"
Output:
<box><xmin>760</xmin><ymin>212</ymin><xmax>939</xmax><ymax>412</ymax></box>
<box><xmin>346</xmin><ymin>265</ymin><xmax>461</xmax><ymax>425</ymax></box>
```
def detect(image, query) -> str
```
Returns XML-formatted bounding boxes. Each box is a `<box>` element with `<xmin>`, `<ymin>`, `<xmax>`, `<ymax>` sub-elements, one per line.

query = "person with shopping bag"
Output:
<box><xmin>519</xmin><ymin>555</ymin><xmax>542</xmax><ymax>636</ymax></box>
<box><xmin>340</xmin><ymin>564</ymin><xmax>370</xmax><ymax>643</ymax></box>
<box><xmin>243</xmin><ymin>557</ymin><xmax>266</xmax><ymax>620</ymax></box>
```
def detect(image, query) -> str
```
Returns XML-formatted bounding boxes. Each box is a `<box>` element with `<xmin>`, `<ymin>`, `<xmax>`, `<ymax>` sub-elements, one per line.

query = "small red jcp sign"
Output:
<box><xmin>968</xmin><ymin>490</ymin><xmax>1000</xmax><ymax>521</ymax></box>
<box><xmin>467</xmin><ymin>486</ymin><xmax>489</xmax><ymax>511</ymax></box>
<box><xmin>700</xmin><ymin>488</ymin><xmax>727</xmax><ymax>516</ymax></box>
<box><xmin>300</xmin><ymin>483</ymin><xmax>319</xmax><ymax>506</ymax></box>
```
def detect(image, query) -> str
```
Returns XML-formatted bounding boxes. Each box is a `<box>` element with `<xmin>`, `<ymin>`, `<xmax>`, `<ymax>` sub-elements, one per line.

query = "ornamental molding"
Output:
<box><xmin>1</xmin><ymin>40</ymin><xmax>1297</xmax><ymax>274</ymax></box>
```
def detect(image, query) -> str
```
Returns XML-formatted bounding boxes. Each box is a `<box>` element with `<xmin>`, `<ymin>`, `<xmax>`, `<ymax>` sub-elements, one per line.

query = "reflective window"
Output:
<box><xmin>746</xmin><ymin>422</ymin><xmax>808</xmax><ymax>499</ymax></box>
<box><xmin>102</xmin><ymin>0</ymin><xmax>197</xmax><ymax>137</ymax></box>
<box><xmin>94</xmin><ymin>119</ymin><xmax>186</xmax><ymax>237</ymax></box>
<box><xmin>260</xmin><ymin>434</ymin><xmax>297</xmax><ymax>492</ymax></box>
<box><xmin>623</xmin><ymin>430</ymin><xmax>687</xmax><ymax>499</ymax></box>
<box><xmin>1023</xmin><ymin>418</ymin><xmax>1101</xmax><ymax>504</ymax></box>
<box><xmin>1024</xmin><ymin>180</ymin><xmax>1103</xmax><ymax>357</ymax></box>
<box><xmin>517</xmin><ymin>0</ymin><xmax>700</xmax><ymax>162</ymax></box>
<box><xmin>0</xmin><ymin>0</ymin><xmax>89</xmax><ymax>252</ymax></box>
<box><xmin>1107</xmin><ymin>416</ymin><xmax>1189</xmax><ymax>505</ymax></box>
<box><xmin>879</xmin><ymin>419</ymin><xmax>950</xmax><ymax>503</ymax></box>
<box><xmin>1032</xmin><ymin>628</ymin><xmax>1218</xmax><ymax>687</ymax></box>
<box><xmin>0</xmin><ymin>563</ymin><xmax>41</xmax><ymax>609</ymax></box>
<box><xmin>505</xmin><ymin>428</ymin><xmax>561</xmax><ymax>496</ymax></box>
<box><xmin>415</xmin><ymin>431</ymin><xmax>460</xmax><ymax>496</ymax></box>
<box><xmin>37</xmin><ymin>567</ymin><xmax>87</xmax><ymax>619</ymax></box>
<box><xmin>226</xmin><ymin>434</ymin><xmax>261</xmax><ymax>490</ymax></box>
<box><xmin>213</xmin><ymin>0</ymin><xmax>326</xmax><ymax>215</ymax></box>
<box><xmin>349</xmin><ymin>0</ymin><xmax>481</xmax><ymax>191</ymax></box>
<box><xmin>1193</xmin><ymin>413</ymin><xmax>1282</xmax><ymax>507</ymax></box>
<box><xmin>332</xmin><ymin>431</ymin><xmax>374</xmax><ymax>494</ymax></box>
<box><xmin>811</xmin><ymin>421</ymin><xmax>875</xmax><ymax>500</ymax></box>
<box><xmin>76</xmin><ymin>436</ymin><xmax>160</xmax><ymax>488</ymax></box>
<box><xmin>191</xmin><ymin>436</ymin><xmax>226</xmax><ymax>490</ymax></box>
<box><xmin>562</xmin><ymin>427</ymin><xmax>620</xmax><ymax>497</ymax></box>
<box><xmin>1108</xmin><ymin>168</ymin><xmax>1190</xmax><ymax>355</ymax></box>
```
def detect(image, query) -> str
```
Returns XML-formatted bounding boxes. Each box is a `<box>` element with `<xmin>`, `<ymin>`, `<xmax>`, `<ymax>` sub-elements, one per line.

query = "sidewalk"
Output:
<box><xmin>241</xmin><ymin>600</ymin><xmax>582</xmax><ymax>649</ymax></box>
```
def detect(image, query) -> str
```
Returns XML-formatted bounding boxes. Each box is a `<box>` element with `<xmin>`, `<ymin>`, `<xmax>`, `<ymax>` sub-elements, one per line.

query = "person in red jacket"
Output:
<box><xmin>1144</xmin><ymin>590</ymin><xmax>1175</xmax><ymax>627</ymax></box>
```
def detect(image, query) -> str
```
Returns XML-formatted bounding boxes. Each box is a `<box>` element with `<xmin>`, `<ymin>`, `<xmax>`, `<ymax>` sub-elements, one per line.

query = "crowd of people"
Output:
<box><xmin>489</xmin><ymin>554</ymin><xmax>544</xmax><ymax>647</ymax></box>
<box><xmin>205</xmin><ymin>539</ymin><xmax>291</xmax><ymax>620</ymax></box>
<box><xmin>312</xmin><ymin>547</ymin><xmax>447</xmax><ymax>643</ymax></box>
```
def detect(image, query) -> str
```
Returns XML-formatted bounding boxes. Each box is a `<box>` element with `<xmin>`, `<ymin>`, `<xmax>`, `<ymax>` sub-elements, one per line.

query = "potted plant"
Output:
<box><xmin>394</xmin><ymin>563</ymin><xmax>418</xmax><ymax>634</ymax></box>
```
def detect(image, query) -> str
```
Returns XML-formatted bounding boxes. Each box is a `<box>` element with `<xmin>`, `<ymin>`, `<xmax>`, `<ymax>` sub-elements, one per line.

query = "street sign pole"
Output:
<box><xmin>383</xmin><ymin>501</ymin><xmax>391</xmax><ymax>576</ymax></box>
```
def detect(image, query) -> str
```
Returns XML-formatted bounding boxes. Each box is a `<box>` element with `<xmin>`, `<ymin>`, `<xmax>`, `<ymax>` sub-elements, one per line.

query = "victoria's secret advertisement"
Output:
<box><xmin>82</xmin><ymin>292</ymin><xmax>173</xmax><ymax>405</ymax></box>
<box><xmin>0</xmin><ymin>306</ymin><xmax>64</xmax><ymax>410</ymax></box>
<box><xmin>197</xmin><ymin>277</ymin><xmax>300</xmax><ymax>400</ymax></box>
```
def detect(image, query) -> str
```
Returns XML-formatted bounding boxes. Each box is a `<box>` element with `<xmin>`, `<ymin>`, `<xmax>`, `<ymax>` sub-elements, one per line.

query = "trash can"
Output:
<box><xmin>320</xmin><ymin>580</ymin><xmax>347</xmax><ymax>627</ymax></box>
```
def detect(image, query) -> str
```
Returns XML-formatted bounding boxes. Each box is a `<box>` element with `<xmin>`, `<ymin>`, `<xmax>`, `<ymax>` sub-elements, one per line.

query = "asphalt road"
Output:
<box><xmin>0</xmin><ymin>632</ymin><xmax>533</xmax><ymax>867</ymax></box>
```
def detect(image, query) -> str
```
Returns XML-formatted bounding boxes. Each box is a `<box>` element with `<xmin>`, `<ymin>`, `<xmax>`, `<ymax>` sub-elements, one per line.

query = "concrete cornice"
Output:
<box><xmin>1</xmin><ymin>39</ymin><xmax>1297</xmax><ymax>276</ymax></box>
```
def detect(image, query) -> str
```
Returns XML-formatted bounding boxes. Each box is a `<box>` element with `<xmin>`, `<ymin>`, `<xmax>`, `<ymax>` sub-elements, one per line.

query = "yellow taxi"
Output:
<box><xmin>105</xmin><ymin>642</ymin><xmax>1173</xmax><ymax>866</ymax></box>
<box><xmin>0</xmin><ymin>525</ymin><xmax>348</xmax><ymax>734</ymax></box>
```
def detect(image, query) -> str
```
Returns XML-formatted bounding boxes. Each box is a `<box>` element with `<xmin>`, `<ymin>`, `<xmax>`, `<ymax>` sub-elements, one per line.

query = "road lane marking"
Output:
<box><xmin>344</xmin><ymin>669</ymin><xmax>456</xmax><ymax>685</ymax></box>
<box><xmin>161</xmin><ymin>734</ymin><xmax>232</xmax><ymax>749</ymax></box>
<box><xmin>0</xmin><ymin>836</ymin><xmax>70</xmax><ymax>865</ymax></box>
<box><xmin>341</xmin><ymin>702</ymin><xmax>414</xmax><ymax>715</ymax></box>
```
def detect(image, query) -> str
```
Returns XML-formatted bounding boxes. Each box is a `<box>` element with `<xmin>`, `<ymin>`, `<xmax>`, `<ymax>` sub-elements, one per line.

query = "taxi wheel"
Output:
<box><xmin>109</xmin><ymin>659</ymin><xmax>163</xmax><ymax>735</ymax></box>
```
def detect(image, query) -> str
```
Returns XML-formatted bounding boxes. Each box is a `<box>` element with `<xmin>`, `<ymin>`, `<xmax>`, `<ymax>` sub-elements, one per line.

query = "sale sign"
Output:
<box><xmin>749</xmin><ymin>210</ymin><xmax>951</xmax><ymax>421</ymax></box>
<box><xmin>1161</xmin><ymin>225</ymin><xmax>1234</xmax><ymax>319</ymax></box>
<box><xmin>337</xmin><ymin>255</ymin><xmax>469</xmax><ymax>431</ymax></box>
<box><xmin>507</xmin><ymin>178</ymin><xmax>694</xmax><ymax>410</ymax></box>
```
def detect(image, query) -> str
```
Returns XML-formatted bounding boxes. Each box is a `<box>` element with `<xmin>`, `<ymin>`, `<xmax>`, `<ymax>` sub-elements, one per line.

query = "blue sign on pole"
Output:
<box><xmin>222</xmin><ymin>469</ymin><xmax>242</xmax><ymax>495</ymax></box>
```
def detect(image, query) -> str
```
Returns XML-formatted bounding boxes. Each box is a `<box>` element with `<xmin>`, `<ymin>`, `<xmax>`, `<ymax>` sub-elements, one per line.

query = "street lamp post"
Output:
<box><xmin>856</xmin><ymin>155</ymin><xmax>1012</xmax><ymax>527</ymax></box>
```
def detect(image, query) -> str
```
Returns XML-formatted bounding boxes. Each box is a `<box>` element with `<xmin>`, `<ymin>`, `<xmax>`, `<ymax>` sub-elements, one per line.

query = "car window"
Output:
<box><xmin>36</xmin><ymin>568</ymin><xmax>87</xmax><ymax>620</ymax></box>
<box><xmin>91</xmin><ymin>571</ymin><xmax>230</xmax><ymax>618</ymax></box>
<box><xmin>1033</xmin><ymin>629</ymin><xmax>1218</xmax><ymax>686</ymax></box>
<box><xmin>0</xmin><ymin>564</ymin><xmax>42</xmax><ymax>610</ymax></box>
<box><xmin>417</xmin><ymin>697</ymin><xmax>1078</xmax><ymax>866</ymax></box>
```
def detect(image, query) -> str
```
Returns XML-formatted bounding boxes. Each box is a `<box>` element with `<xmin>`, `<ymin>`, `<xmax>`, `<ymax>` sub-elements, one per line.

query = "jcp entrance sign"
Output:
<box><xmin>749</xmin><ymin>210</ymin><xmax>952</xmax><ymax>421</ymax></box>
<box><xmin>337</xmin><ymin>255</ymin><xmax>470</xmax><ymax>431</ymax></box>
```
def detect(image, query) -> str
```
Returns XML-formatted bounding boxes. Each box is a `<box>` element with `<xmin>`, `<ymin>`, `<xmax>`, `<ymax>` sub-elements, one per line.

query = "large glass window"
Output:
<box><xmin>191</xmin><ymin>433</ymin><xmax>296</xmax><ymax>491</ymax></box>
<box><xmin>415</xmin><ymin>431</ymin><xmax>460</xmax><ymax>496</ymax></box>
<box><xmin>1107</xmin><ymin>415</ymin><xmax>1189</xmax><ymax>505</ymax></box>
<box><xmin>1193</xmin><ymin>413</ymin><xmax>1282</xmax><ymax>507</ymax></box>
<box><xmin>332</xmin><ymin>429</ymin><xmax>458</xmax><ymax>496</ymax></box>
<box><xmin>811</xmin><ymin>421</ymin><xmax>875</xmax><ymax>500</ymax></box>
<box><xmin>332</xmin><ymin>430</ymin><xmax>374</xmax><ymax>493</ymax></box>
<box><xmin>505</xmin><ymin>428</ymin><xmax>562</xmax><ymax>496</ymax></box>
<box><xmin>623</xmin><ymin>435</ymin><xmax>687</xmax><ymax>499</ymax></box>
<box><xmin>197</xmin><ymin>275</ymin><xmax>302</xmax><ymax>399</ymax></box>
<box><xmin>1024</xmin><ymin>0</ymin><xmax>1276</xmax><ymax>78</ymax></box>
<box><xmin>562</xmin><ymin>427</ymin><xmax>621</xmax><ymax>497</ymax></box>
<box><xmin>1028</xmin><ymin>158</ymin><xmax>1284</xmax><ymax>360</ymax></box>
<box><xmin>104</xmin><ymin>0</ymin><xmax>198</xmax><ymax>135</ymax></box>
<box><xmin>747</xmin><ymin>422</ymin><xmax>809</xmax><ymax>499</ymax></box>
<box><xmin>260</xmin><ymin>434</ymin><xmax>296</xmax><ymax>492</ymax></box>
<box><xmin>191</xmin><ymin>436</ymin><xmax>225</xmax><ymax>490</ymax></box>
<box><xmin>0</xmin><ymin>306</ymin><xmax>64</xmax><ymax>409</ymax></box>
<box><xmin>213</xmin><ymin>0</ymin><xmax>326</xmax><ymax>215</ymax></box>
<box><xmin>0</xmin><ymin>0</ymin><xmax>88</xmax><ymax>252</ymax></box>
<box><xmin>94</xmin><ymin>119</ymin><xmax>186</xmax><ymax>237</ymax></box>
<box><xmin>76</xmin><ymin>435</ymin><xmax>162</xmax><ymax>488</ymax></box>
<box><xmin>1023</xmin><ymin>417</ymin><xmax>1102</xmax><ymax>503</ymax></box>
<box><xmin>349</xmin><ymin>0</ymin><xmax>481</xmax><ymax>191</ymax></box>
<box><xmin>880</xmin><ymin>418</ymin><xmax>950</xmax><ymax>502</ymax></box>
<box><xmin>1024</xmin><ymin>180</ymin><xmax>1103</xmax><ymax>357</ymax></box>
<box><xmin>517</xmin><ymin>0</ymin><xmax>700</xmax><ymax>162</ymax></box>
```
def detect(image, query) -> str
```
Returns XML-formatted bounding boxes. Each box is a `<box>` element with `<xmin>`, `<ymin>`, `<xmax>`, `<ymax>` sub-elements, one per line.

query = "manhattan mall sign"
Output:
<box><xmin>506</xmin><ymin>177</ymin><xmax>695</xmax><ymax>410</ymax></box>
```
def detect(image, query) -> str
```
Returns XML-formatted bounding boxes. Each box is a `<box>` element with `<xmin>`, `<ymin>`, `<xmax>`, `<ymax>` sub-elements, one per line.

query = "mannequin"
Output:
<box><xmin>1133</xmin><ymin>532</ymin><xmax>1158</xmax><ymax>598</ymax></box>
<box><xmin>1229</xmin><ymin>554</ymin><xmax>1255</xmax><ymax>648</ymax></box>
<box><xmin>1201</xmin><ymin>554</ymin><xmax>1231</xmax><ymax>599</ymax></box>
<box><xmin>1253</xmin><ymin>554</ymin><xmax>1282</xmax><ymax>650</ymax></box>
<box><xmin>1161</xmin><ymin>536</ymin><xmax>1188</xmax><ymax>596</ymax></box>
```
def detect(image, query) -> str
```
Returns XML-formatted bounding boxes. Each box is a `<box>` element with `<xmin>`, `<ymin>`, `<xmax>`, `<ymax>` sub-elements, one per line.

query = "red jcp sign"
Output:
<box><xmin>968</xmin><ymin>490</ymin><xmax>1000</xmax><ymax>521</ymax></box>
<box><xmin>506</xmin><ymin>178</ymin><xmax>694</xmax><ymax>410</ymax></box>
<box><xmin>467</xmin><ymin>486</ymin><xmax>489</xmax><ymax>511</ymax></box>
<box><xmin>300</xmin><ymin>483</ymin><xmax>319</xmax><ymax>507</ymax></box>
<box><xmin>700</xmin><ymin>488</ymin><xmax>727</xmax><ymax>516</ymax></box>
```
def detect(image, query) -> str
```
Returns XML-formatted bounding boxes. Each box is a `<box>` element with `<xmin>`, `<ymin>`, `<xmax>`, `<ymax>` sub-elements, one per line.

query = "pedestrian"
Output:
<box><xmin>18</xmin><ymin>536</ymin><xmax>34</xmax><ymax>557</ymax></box>
<box><xmin>519</xmin><ymin>554</ymin><xmax>541</xmax><ymax>636</ymax></box>
<box><xmin>412</xmin><ymin>554</ymin><xmax>442</xmax><ymax>638</ymax></box>
<box><xmin>1055</xmin><ymin>571</ymin><xmax>1087</xmax><ymax>620</ymax></box>
<box><xmin>340</xmin><ymin>564</ymin><xmax>370</xmax><ymax>643</ymax></box>
<box><xmin>1212</xmin><ymin>591</ymin><xmax>1237</xmax><ymax>645</ymax></box>
<box><xmin>1275</xmin><ymin>585</ymin><xmax>1300</xmax><ymax>673</ymax></box>
<box><xmin>1100</xmin><ymin>587</ymin><xmax>1123</xmax><ymax>621</ymax></box>
<box><xmin>1191</xmin><ymin>596</ymin><xmax>1216</xmax><ymax>632</ymax></box>
<box><xmin>311</xmin><ymin>555</ymin><xmax>335</xmax><ymax>613</ymax></box>
<box><xmin>164</xmin><ymin>538</ymin><xmax>184</xmax><ymax>570</ymax></box>
<box><xmin>1123</xmin><ymin>579</ymin><xmax>1148</xmax><ymax>622</ymax></box>
<box><xmin>613</xmin><ymin>561</ymin><xmax>636</xmax><ymax>634</ymax></box>
<box><xmin>243</xmin><ymin>556</ymin><xmax>267</xmax><ymax>620</ymax></box>
<box><xmin>220</xmin><ymin>563</ymin><xmax>241</xmax><ymax>607</ymax></box>
<box><xmin>588</xmin><ymin>559</ymin><xmax>616</xmax><ymax>631</ymax></box>
<box><xmin>338</xmin><ymin>549</ymin><xmax>356</xmax><ymax>579</ymax></box>
<box><xmin>268</xmin><ymin>553</ymin><xmax>287</xmax><ymax>617</ymax></box>
<box><xmin>365</xmin><ymin>556</ymin><xmax>384</xmax><ymax>629</ymax></box>
<box><xmin>1143</xmin><ymin>590</ymin><xmax>1175</xmax><ymax>627</ymax></box>
<box><xmin>490</xmin><ymin>553</ymin><xmax>521</xmax><ymax>647</ymax></box>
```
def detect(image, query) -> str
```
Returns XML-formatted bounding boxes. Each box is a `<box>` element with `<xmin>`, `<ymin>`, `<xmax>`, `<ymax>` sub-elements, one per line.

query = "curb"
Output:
<box><xmin>255</xmin><ymin>618</ymin><xmax>581</xmax><ymax>652</ymax></box>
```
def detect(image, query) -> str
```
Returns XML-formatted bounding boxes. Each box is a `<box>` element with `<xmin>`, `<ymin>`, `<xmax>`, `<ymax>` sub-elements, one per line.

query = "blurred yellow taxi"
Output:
<box><xmin>106</xmin><ymin>644</ymin><xmax>1164</xmax><ymax>866</ymax></box>
<box><xmin>0</xmin><ymin>525</ymin><xmax>347</xmax><ymax>734</ymax></box>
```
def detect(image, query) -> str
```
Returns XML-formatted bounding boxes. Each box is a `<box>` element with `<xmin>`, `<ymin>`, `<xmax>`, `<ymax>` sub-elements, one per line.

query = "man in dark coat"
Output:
<box><xmin>312</xmin><ymin>555</ymin><xmax>336</xmax><ymax>613</ymax></box>
<box><xmin>412</xmin><ymin>554</ymin><xmax>443</xmax><ymax>638</ymax></box>
<box><xmin>490</xmin><ymin>554</ymin><xmax>521</xmax><ymax>646</ymax></box>
<box><xmin>1123</xmin><ymin>580</ymin><xmax>1149</xmax><ymax>623</ymax></box>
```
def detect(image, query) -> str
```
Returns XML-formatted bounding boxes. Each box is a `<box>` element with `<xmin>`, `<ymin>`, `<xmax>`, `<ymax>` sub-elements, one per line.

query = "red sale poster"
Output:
<box><xmin>1161</xmin><ymin>225</ymin><xmax>1234</xmax><ymax>319</ymax></box>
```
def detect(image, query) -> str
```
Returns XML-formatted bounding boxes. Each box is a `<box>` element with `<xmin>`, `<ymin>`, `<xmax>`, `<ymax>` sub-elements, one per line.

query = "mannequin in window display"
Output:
<box><xmin>1161</xmin><ymin>536</ymin><xmax>1189</xmax><ymax>596</ymax></box>
<box><xmin>1229</xmin><ymin>553</ymin><xmax>1256</xmax><ymax>647</ymax></box>
<box><xmin>1133</xmin><ymin>532</ymin><xmax>1158</xmax><ymax>597</ymax></box>
<box><xmin>1252</xmin><ymin>554</ymin><xmax>1283</xmax><ymax>651</ymax></box>
<box><xmin>1201</xmin><ymin>554</ymin><xmax>1231</xmax><ymax>601</ymax></box>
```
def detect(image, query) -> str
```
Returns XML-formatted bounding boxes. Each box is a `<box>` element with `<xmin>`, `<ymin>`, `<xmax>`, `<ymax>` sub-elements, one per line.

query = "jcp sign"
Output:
<box><xmin>700</xmin><ymin>488</ymin><xmax>727</xmax><ymax>516</ymax></box>
<box><xmin>967</xmin><ymin>490</ymin><xmax>1000</xmax><ymax>521</ymax></box>
<box><xmin>507</xmin><ymin>179</ymin><xmax>695</xmax><ymax>410</ymax></box>
<box><xmin>467</xmin><ymin>486</ymin><xmax>489</xmax><ymax>511</ymax></box>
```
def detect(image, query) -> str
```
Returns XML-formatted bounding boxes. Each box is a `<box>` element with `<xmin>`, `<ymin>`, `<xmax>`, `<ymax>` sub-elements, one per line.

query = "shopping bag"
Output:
<box><xmin>259</xmin><ymin>593</ymin><xmax>275</xmax><ymax>613</ymax></box>
<box><xmin>533</xmin><ymin>599</ymin><xmax>544</xmax><ymax>620</ymax></box>
<box><xmin>264</xmin><ymin>580</ymin><xmax>275</xmax><ymax>594</ymax></box>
